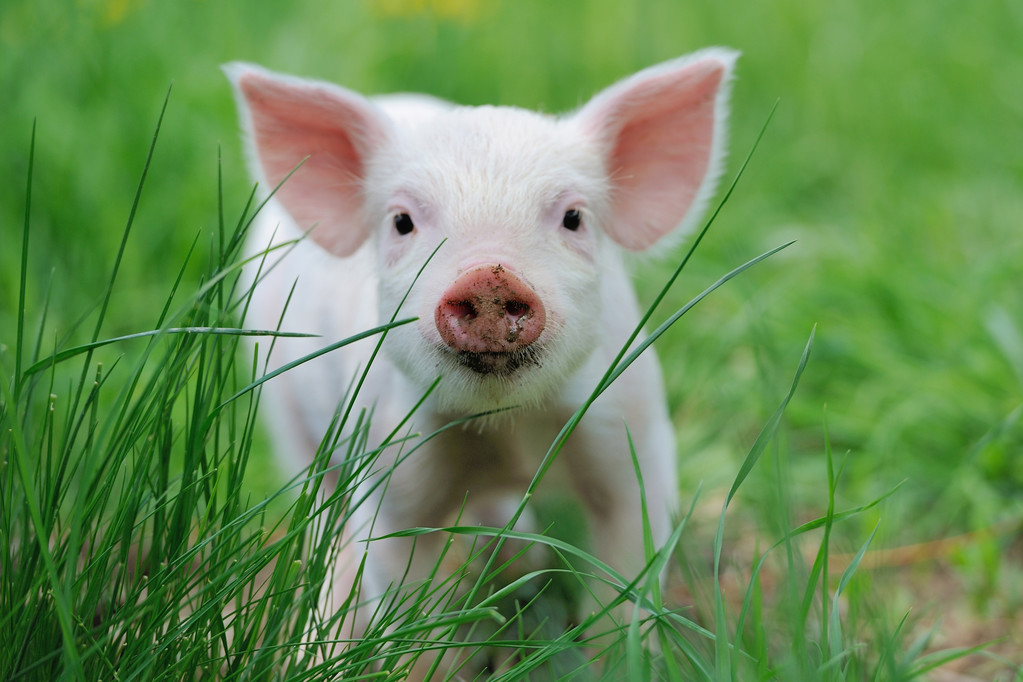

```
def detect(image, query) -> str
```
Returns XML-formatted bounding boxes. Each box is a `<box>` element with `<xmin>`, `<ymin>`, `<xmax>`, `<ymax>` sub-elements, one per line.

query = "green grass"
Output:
<box><xmin>1</xmin><ymin>111</ymin><xmax>968</xmax><ymax>680</ymax></box>
<box><xmin>1</xmin><ymin>0</ymin><xmax>1021</xmax><ymax>678</ymax></box>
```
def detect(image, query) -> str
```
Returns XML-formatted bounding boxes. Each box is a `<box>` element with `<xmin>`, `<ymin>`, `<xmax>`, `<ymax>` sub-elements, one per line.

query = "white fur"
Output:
<box><xmin>226</xmin><ymin>50</ymin><xmax>737</xmax><ymax>673</ymax></box>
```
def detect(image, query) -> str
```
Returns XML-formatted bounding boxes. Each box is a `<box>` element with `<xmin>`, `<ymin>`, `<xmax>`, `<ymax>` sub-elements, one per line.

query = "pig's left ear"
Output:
<box><xmin>574</xmin><ymin>49</ymin><xmax>738</xmax><ymax>251</ymax></box>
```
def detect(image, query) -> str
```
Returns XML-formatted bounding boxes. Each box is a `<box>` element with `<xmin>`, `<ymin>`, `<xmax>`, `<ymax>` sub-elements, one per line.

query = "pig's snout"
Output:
<box><xmin>435</xmin><ymin>265</ymin><xmax>546</xmax><ymax>360</ymax></box>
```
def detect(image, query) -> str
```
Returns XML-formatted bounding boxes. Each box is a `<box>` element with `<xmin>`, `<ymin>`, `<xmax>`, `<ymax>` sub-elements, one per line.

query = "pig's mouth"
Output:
<box><xmin>454</xmin><ymin>349</ymin><xmax>540</xmax><ymax>375</ymax></box>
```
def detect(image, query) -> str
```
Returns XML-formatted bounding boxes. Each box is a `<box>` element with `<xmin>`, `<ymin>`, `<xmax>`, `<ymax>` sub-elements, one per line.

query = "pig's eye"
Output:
<box><xmin>562</xmin><ymin>209</ymin><xmax>582</xmax><ymax>231</ymax></box>
<box><xmin>393</xmin><ymin>212</ymin><xmax>415</xmax><ymax>236</ymax></box>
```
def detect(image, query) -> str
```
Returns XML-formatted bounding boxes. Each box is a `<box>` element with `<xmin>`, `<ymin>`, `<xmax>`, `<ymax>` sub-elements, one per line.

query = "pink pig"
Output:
<box><xmin>226</xmin><ymin>48</ymin><xmax>737</xmax><ymax>662</ymax></box>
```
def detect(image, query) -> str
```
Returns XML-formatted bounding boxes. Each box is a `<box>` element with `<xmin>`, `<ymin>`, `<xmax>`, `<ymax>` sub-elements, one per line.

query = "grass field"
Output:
<box><xmin>2</xmin><ymin>0</ymin><xmax>1021</xmax><ymax>679</ymax></box>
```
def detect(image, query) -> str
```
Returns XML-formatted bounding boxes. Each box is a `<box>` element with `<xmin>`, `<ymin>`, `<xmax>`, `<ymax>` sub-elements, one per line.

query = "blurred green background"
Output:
<box><xmin>2</xmin><ymin>0</ymin><xmax>1021</xmax><ymax>610</ymax></box>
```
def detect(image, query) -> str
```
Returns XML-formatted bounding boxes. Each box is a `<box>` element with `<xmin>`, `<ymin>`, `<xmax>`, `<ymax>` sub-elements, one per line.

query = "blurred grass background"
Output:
<box><xmin>2</xmin><ymin>0</ymin><xmax>1021</xmax><ymax>659</ymax></box>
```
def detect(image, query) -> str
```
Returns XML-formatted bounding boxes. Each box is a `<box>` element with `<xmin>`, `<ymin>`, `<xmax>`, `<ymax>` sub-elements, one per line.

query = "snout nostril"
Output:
<box><xmin>448</xmin><ymin>300</ymin><xmax>477</xmax><ymax>321</ymax></box>
<box><xmin>504</xmin><ymin>300</ymin><xmax>529</xmax><ymax>319</ymax></box>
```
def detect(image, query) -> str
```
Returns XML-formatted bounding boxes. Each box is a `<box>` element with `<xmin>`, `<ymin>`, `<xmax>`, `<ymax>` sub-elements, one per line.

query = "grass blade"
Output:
<box><xmin>14</xmin><ymin>120</ymin><xmax>36</xmax><ymax>402</ymax></box>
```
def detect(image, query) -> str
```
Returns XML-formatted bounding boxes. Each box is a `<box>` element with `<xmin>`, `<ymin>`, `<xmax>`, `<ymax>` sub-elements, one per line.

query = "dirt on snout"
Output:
<box><xmin>445</xmin><ymin>264</ymin><xmax>544</xmax><ymax>353</ymax></box>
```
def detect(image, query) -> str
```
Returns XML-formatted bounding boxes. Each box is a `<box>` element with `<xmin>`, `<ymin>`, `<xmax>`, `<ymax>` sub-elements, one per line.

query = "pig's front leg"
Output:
<box><xmin>565</xmin><ymin>384</ymin><xmax>678</xmax><ymax>623</ymax></box>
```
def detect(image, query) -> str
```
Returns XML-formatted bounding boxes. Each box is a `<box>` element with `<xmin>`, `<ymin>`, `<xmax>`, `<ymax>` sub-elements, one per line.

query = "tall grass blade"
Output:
<box><xmin>22</xmin><ymin>327</ymin><xmax>316</xmax><ymax>377</ymax></box>
<box><xmin>0</xmin><ymin>362</ymin><xmax>84</xmax><ymax>680</ymax></box>
<box><xmin>712</xmin><ymin>326</ymin><xmax>815</xmax><ymax>677</ymax></box>
<box><xmin>14</xmin><ymin>120</ymin><xmax>35</xmax><ymax>401</ymax></box>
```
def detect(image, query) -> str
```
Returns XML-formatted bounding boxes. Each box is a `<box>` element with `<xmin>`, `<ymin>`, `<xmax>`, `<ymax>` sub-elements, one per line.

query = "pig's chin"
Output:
<box><xmin>453</xmin><ymin>348</ymin><xmax>540</xmax><ymax>376</ymax></box>
<box><xmin>430</xmin><ymin>344</ymin><xmax>558</xmax><ymax>413</ymax></box>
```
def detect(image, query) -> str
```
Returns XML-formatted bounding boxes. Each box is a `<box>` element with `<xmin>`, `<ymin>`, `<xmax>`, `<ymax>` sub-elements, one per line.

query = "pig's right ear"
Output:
<box><xmin>573</xmin><ymin>49</ymin><xmax>738</xmax><ymax>251</ymax></box>
<box><xmin>223</xmin><ymin>63</ymin><xmax>390</xmax><ymax>258</ymax></box>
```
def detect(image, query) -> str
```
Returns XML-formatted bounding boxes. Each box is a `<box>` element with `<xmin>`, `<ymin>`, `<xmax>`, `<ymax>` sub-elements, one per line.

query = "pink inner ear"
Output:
<box><xmin>587</xmin><ymin>59</ymin><xmax>727</xmax><ymax>251</ymax></box>
<box><xmin>240</xmin><ymin>72</ymin><xmax>385</xmax><ymax>257</ymax></box>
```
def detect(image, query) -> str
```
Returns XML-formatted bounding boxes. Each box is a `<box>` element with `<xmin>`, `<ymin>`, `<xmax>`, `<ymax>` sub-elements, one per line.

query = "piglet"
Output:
<box><xmin>226</xmin><ymin>48</ymin><xmax>736</xmax><ymax>673</ymax></box>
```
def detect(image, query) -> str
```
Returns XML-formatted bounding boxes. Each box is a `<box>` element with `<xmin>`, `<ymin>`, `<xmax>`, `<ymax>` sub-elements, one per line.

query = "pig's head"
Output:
<box><xmin>226</xmin><ymin>50</ymin><xmax>737</xmax><ymax>414</ymax></box>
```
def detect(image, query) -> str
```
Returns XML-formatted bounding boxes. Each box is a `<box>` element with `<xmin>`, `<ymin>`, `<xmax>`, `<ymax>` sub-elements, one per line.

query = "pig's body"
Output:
<box><xmin>245</xmin><ymin>184</ymin><xmax>673</xmax><ymax>601</ymax></box>
<box><xmin>228</xmin><ymin>50</ymin><xmax>736</xmax><ymax>672</ymax></box>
